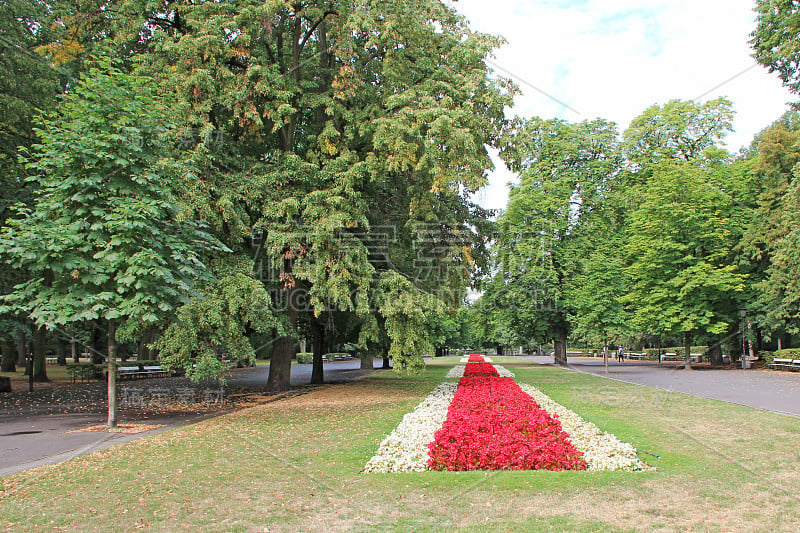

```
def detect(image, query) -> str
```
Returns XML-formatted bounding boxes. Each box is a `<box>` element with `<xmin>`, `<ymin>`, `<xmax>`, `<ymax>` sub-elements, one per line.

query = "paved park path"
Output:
<box><xmin>524</xmin><ymin>356</ymin><xmax>800</xmax><ymax>418</ymax></box>
<box><xmin>0</xmin><ymin>360</ymin><xmax>384</xmax><ymax>477</ymax></box>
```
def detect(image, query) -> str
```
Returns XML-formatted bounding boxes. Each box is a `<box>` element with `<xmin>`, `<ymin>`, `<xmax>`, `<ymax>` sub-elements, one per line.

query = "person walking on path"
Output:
<box><xmin>617</xmin><ymin>346</ymin><xmax>624</xmax><ymax>363</ymax></box>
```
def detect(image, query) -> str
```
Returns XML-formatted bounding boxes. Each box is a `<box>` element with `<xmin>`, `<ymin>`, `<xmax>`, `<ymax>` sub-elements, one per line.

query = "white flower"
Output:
<box><xmin>362</xmin><ymin>383</ymin><xmax>457</xmax><ymax>473</ymax></box>
<box><xmin>517</xmin><ymin>384</ymin><xmax>652</xmax><ymax>472</ymax></box>
<box><xmin>445</xmin><ymin>365</ymin><xmax>465</xmax><ymax>378</ymax></box>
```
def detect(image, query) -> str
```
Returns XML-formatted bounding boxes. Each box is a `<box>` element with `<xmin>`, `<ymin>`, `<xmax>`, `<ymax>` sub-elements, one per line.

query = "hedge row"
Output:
<box><xmin>759</xmin><ymin>349</ymin><xmax>800</xmax><ymax>364</ymax></box>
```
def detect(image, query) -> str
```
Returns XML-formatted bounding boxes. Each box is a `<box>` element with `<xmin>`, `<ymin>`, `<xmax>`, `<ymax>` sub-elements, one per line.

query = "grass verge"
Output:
<box><xmin>1</xmin><ymin>358</ymin><xmax>798</xmax><ymax>532</ymax></box>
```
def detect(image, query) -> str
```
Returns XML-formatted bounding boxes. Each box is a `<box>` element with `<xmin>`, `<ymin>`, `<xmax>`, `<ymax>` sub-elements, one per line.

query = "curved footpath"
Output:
<box><xmin>0</xmin><ymin>360</ymin><xmax>383</xmax><ymax>477</ymax></box>
<box><xmin>524</xmin><ymin>356</ymin><xmax>800</xmax><ymax>418</ymax></box>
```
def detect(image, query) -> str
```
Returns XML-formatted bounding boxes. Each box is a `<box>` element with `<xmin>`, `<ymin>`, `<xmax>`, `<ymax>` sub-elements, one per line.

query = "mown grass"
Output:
<box><xmin>1</xmin><ymin>357</ymin><xmax>799</xmax><ymax>532</ymax></box>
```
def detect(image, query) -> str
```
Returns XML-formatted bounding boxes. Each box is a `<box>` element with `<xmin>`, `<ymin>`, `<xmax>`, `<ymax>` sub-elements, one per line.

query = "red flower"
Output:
<box><xmin>428</xmin><ymin>363</ymin><xmax>586</xmax><ymax>472</ymax></box>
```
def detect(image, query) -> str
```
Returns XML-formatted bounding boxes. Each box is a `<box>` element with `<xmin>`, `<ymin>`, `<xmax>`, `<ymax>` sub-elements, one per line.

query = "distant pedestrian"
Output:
<box><xmin>617</xmin><ymin>346</ymin><xmax>624</xmax><ymax>362</ymax></box>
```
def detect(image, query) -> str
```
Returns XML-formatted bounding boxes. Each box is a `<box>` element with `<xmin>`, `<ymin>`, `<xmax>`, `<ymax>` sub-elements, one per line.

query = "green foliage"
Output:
<box><xmin>296</xmin><ymin>352</ymin><xmax>313</xmax><ymax>364</ymax></box>
<box><xmin>0</xmin><ymin>59</ymin><xmax>225</xmax><ymax>331</ymax></box>
<box><xmin>154</xmin><ymin>257</ymin><xmax>282</xmax><ymax>383</ymax></box>
<box><xmin>752</xmin><ymin>0</ymin><xmax>800</xmax><ymax>94</ymax></box>
<box><xmin>622</xmin><ymin>161</ymin><xmax>746</xmax><ymax>339</ymax></box>
<box><xmin>622</xmin><ymin>98</ymin><xmax>734</xmax><ymax>166</ymax></box>
<box><xmin>493</xmin><ymin>117</ymin><xmax>622</xmax><ymax>349</ymax></box>
<box><xmin>374</xmin><ymin>271</ymin><xmax>444</xmax><ymax>372</ymax></box>
<box><xmin>109</xmin><ymin>0</ymin><xmax>514</xmax><ymax>377</ymax></box>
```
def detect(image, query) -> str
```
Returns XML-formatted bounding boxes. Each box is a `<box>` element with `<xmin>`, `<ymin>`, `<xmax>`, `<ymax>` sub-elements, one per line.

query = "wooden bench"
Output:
<box><xmin>627</xmin><ymin>352</ymin><xmax>646</xmax><ymax>360</ymax></box>
<box><xmin>660</xmin><ymin>353</ymin><xmax>679</xmax><ymax>362</ymax></box>
<box><xmin>46</xmin><ymin>356</ymin><xmax>59</xmax><ymax>364</ymax></box>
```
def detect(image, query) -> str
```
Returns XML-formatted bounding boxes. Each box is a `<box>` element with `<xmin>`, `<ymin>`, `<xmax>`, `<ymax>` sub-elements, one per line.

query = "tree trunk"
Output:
<box><xmin>71</xmin><ymin>338</ymin><xmax>79</xmax><ymax>363</ymax></box>
<box><xmin>32</xmin><ymin>325</ymin><xmax>49</xmax><ymax>382</ymax></box>
<box><xmin>57</xmin><ymin>337</ymin><xmax>67</xmax><ymax>366</ymax></box>
<box><xmin>16</xmin><ymin>327</ymin><xmax>27</xmax><ymax>368</ymax></box>
<box><xmin>780</xmin><ymin>333</ymin><xmax>791</xmax><ymax>350</ymax></box>
<box><xmin>107</xmin><ymin>319</ymin><xmax>118</xmax><ymax>428</ymax></box>
<box><xmin>1</xmin><ymin>337</ymin><xmax>16</xmax><ymax>372</ymax></box>
<box><xmin>91</xmin><ymin>323</ymin><xmax>104</xmax><ymax>364</ymax></box>
<box><xmin>382</xmin><ymin>356</ymin><xmax>391</xmax><ymax>369</ymax></box>
<box><xmin>553</xmin><ymin>326</ymin><xmax>568</xmax><ymax>365</ymax></box>
<box><xmin>361</xmin><ymin>349</ymin><xmax>374</xmax><ymax>370</ymax></box>
<box><xmin>754</xmin><ymin>326</ymin><xmax>764</xmax><ymax>354</ymax></box>
<box><xmin>495</xmin><ymin>344</ymin><xmax>504</xmax><ymax>356</ymax></box>
<box><xmin>683</xmin><ymin>333</ymin><xmax>692</xmax><ymax>370</ymax></box>
<box><xmin>268</xmin><ymin>335</ymin><xmax>294</xmax><ymax>392</ymax></box>
<box><xmin>311</xmin><ymin>316</ymin><xmax>324</xmax><ymax>385</ymax></box>
<box><xmin>708</xmin><ymin>341</ymin><xmax>723</xmax><ymax>366</ymax></box>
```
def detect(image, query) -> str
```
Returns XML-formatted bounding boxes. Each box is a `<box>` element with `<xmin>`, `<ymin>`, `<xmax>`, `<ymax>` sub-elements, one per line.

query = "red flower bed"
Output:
<box><xmin>467</xmin><ymin>354</ymin><xmax>484</xmax><ymax>362</ymax></box>
<box><xmin>428</xmin><ymin>374</ymin><xmax>587</xmax><ymax>471</ymax></box>
<box><xmin>463</xmin><ymin>362</ymin><xmax>498</xmax><ymax>377</ymax></box>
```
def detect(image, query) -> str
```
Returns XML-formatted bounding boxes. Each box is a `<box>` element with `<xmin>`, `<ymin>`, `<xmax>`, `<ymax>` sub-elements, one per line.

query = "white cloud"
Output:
<box><xmin>450</xmin><ymin>0</ymin><xmax>796</xmax><ymax>211</ymax></box>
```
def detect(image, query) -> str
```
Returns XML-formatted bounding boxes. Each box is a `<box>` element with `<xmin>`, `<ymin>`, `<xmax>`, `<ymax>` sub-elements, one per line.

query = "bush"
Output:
<box><xmin>774</xmin><ymin>348</ymin><xmax>800</xmax><ymax>361</ymax></box>
<box><xmin>296</xmin><ymin>352</ymin><xmax>313</xmax><ymax>364</ymax></box>
<box><xmin>760</xmin><ymin>350</ymin><xmax>776</xmax><ymax>364</ymax></box>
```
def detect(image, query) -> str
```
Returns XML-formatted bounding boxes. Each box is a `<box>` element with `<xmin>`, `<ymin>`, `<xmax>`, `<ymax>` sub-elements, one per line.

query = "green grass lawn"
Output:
<box><xmin>2</xmin><ymin>357</ymin><xmax>798</xmax><ymax>532</ymax></box>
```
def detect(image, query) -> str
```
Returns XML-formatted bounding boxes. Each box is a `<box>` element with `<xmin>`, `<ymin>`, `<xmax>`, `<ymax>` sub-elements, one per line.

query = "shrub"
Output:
<box><xmin>296</xmin><ymin>352</ymin><xmax>313</xmax><ymax>364</ymax></box>
<box><xmin>775</xmin><ymin>348</ymin><xmax>800</xmax><ymax>361</ymax></box>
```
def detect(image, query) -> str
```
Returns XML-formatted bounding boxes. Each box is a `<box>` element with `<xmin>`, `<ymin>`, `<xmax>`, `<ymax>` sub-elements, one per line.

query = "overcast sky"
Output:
<box><xmin>447</xmin><ymin>0</ymin><xmax>796</xmax><ymax>211</ymax></box>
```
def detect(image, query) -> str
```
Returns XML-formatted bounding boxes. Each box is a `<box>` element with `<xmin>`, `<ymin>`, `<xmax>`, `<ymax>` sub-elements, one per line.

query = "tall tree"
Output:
<box><xmin>622</xmin><ymin>98</ymin><xmax>734</xmax><ymax>167</ymax></box>
<box><xmin>497</xmin><ymin>117</ymin><xmax>621</xmax><ymax>364</ymax></box>
<box><xmin>752</xmin><ymin>0</ymin><xmax>800</xmax><ymax>93</ymax></box>
<box><xmin>740</xmin><ymin>122</ymin><xmax>800</xmax><ymax>338</ymax></box>
<box><xmin>0</xmin><ymin>0</ymin><xmax>64</xmax><ymax>372</ymax></box>
<box><xmin>622</xmin><ymin>161</ymin><xmax>747</xmax><ymax>368</ymax></box>
<box><xmin>0</xmin><ymin>60</ymin><xmax>224</xmax><ymax>426</ymax></box>
<box><xmin>113</xmin><ymin>0</ymin><xmax>512</xmax><ymax>388</ymax></box>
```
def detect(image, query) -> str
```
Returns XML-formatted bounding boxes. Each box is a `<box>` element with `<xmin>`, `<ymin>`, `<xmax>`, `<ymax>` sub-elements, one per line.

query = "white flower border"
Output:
<box><xmin>362</xmin><ymin>383</ymin><xmax>457</xmax><ymax>473</ymax></box>
<box><xmin>518</xmin><ymin>384</ymin><xmax>652</xmax><ymax>472</ymax></box>
<box><xmin>364</xmin><ymin>366</ymin><xmax>652</xmax><ymax>473</ymax></box>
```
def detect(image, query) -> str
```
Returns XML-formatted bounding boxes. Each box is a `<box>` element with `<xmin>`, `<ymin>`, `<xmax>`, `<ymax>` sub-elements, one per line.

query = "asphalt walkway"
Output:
<box><xmin>523</xmin><ymin>356</ymin><xmax>800</xmax><ymax>418</ymax></box>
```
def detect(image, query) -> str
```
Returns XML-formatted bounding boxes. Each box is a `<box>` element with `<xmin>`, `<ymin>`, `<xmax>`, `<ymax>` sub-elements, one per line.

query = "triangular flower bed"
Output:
<box><xmin>363</xmin><ymin>355</ymin><xmax>651</xmax><ymax>473</ymax></box>
<box><xmin>428</xmin><ymin>368</ymin><xmax>586</xmax><ymax>471</ymax></box>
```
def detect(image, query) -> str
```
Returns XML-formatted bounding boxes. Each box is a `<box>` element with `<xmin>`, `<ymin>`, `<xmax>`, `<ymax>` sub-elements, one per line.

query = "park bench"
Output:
<box><xmin>142</xmin><ymin>365</ymin><xmax>169</xmax><ymax>378</ymax></box>
<box><xmin>46</xmin><ymin>355</ymin><xmax>59</xmax><ymax>364</ymax></box>
<box><xmin>769</xmin><ymin>359</ymin><xmax>800</xmax><ymax>371</ymax></box>
<box><xmin>659</xmin><ymin>353</ymin><xmax>702</xmax><ymax>362</ymax></box>
<box><xmin>117</xmin><ymin>366</ymin><xmax>141</xmax><ymax>379</ymax></box>
<box><xmin>627</xmin><ymin>352</ymin><xmax>646</xmax><ymax>360</ymax></box>
<box><xmin>324</xmin><ymin>353</ymin><xmax>351</xmax><ymax>361</ymax></box>
<box><xmin>118</xmin><ymin>364</ymin><xmax>169</xmax><ymax>379</ymax></box>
